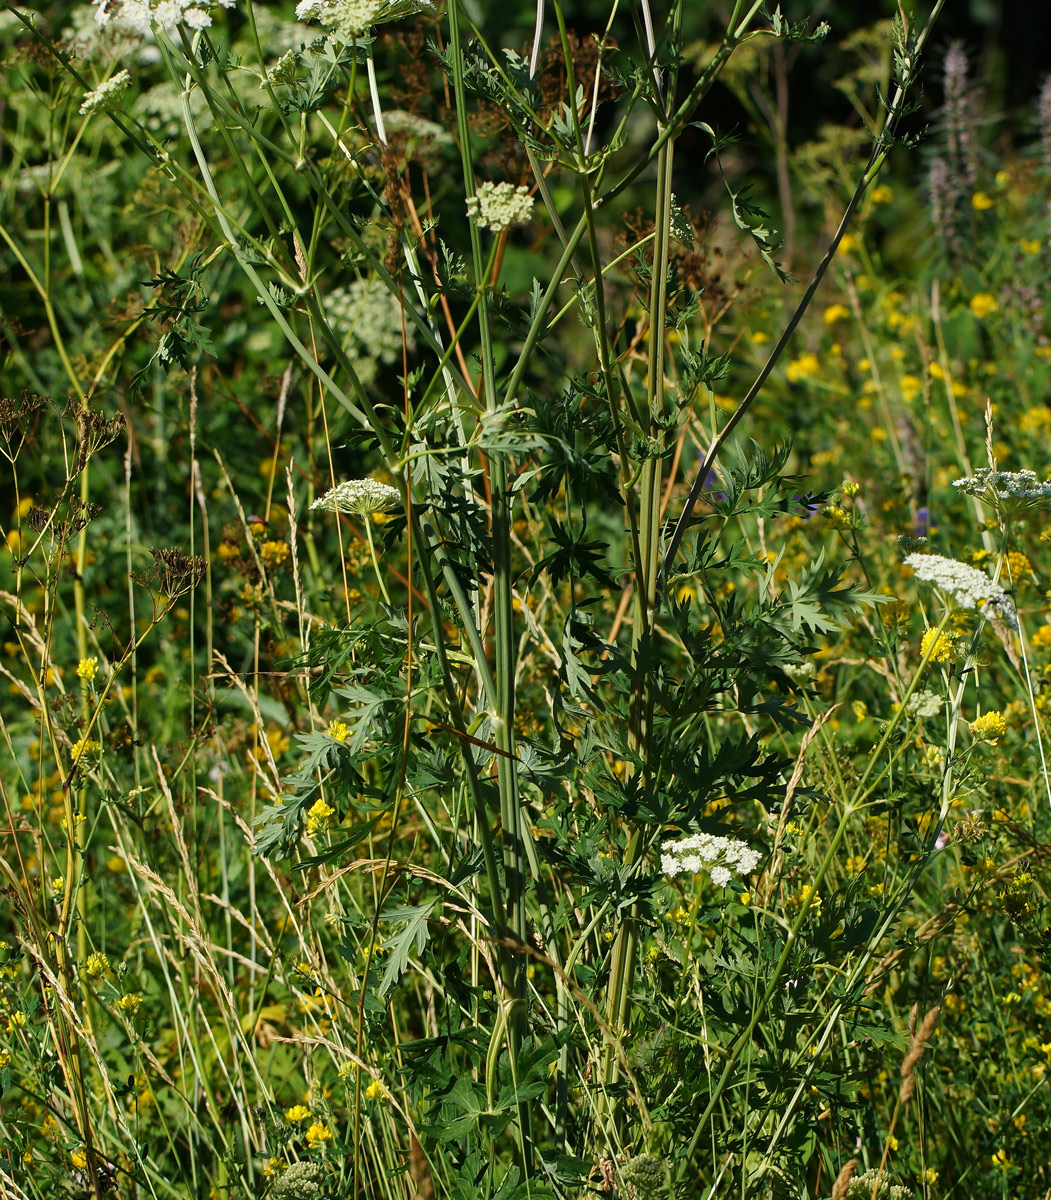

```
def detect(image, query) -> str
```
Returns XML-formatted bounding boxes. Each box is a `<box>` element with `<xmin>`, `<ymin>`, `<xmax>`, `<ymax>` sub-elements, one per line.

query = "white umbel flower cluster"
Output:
<box><xmin>295</xmin><ymin>0</ymin><xmax>434</xmax><ymax>41</ymax></box>
<box><xmin>311</xmin><ymin>479</ymin><xmax>401</xmax><ymax>516</ymax></box>
<box><xmin>953</xmin><ymin>467</ymin><xmax>1051</xmax><ymax>514</ymax></box>
<box><xmin>80</xmin><ymin>69</ymin><xmax>132</xmax><ymax>115</ymax></box>
<box><xmin>905</xmin><ymin>690</ymin><xmax>943</xmax><ymax>719</ymax></box>
<box><xmin>93</xmin><ymin>0</ymin><xmax>234</xmax><ymax>36</ymax></box>
<box><xmin>466</xmin><ymin>182</ymin><xmax>535</xmax><ymax>234</ymax></box>
<box><xmin>904</xmin><ymin>552</ymin><xmax>1018</xmax><ymax>629</ymax></box>
<box><xmin>661</xmin><ymin>833</ymin><xmax>762</xmax><ymax>888</ymax></box>
<box><xmin>326</xmin><ymin>278</ymin><xmax>415</xmax><ymax>385</ymax></box>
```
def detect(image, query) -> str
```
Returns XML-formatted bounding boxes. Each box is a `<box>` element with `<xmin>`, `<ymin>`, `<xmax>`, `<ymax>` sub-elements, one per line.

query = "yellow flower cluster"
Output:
<box><xmin>305</xmin><ymin>1120</ymin><xmax>332</xmax><ymax>1150</ymax></box>
<box><xmin>970</xmin><ymin>710</ymin><xmax>1006</xmax><ymax>743</ymax></box>
<box><xmin>1032</xmin><ymin>623</ymin><xmax>1051</xmax><ymax>651</ymax></box>
<box><xmin>260</xmin><ymin>540</ymin><xmax>291</xmax><ymax>569</ymax></box>
<box><xmin>920</xmin><ymin>628</ymin><xmax>956</xmax><ymax>665</ymax></box>
<box><xmin>786</xmin><ymin>353</ymin><xmax>820</xmax><ymax>382</ymax></box>
<box><xmin>84</xmin><ymin>952</ymin><xmax>109</xmax><ymax>979</ymax></box>
<box><xmin>70</xmin><ymin>738</ymin><xmax>102</xmax><ymax>763</ymax></box>
<box><xmin>305</xmin><ymin>798</ymin><xmax>336</xmax><ymax>835</ymax></box>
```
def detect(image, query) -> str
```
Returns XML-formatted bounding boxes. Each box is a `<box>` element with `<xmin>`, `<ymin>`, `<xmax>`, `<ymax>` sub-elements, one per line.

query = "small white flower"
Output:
<box><xmin>311</xmin><ymin>479</ymin><xmax>401</xmax><ymax>516</ymax></box>
<box><xmin>79</xmin><ymin>69</ymin><xmax>132</xmax><ymax>115</ymax></box>
<box><xmin>661</xmin><ymin>833</ymin><xmax>761</xmax><ymax>887</ymax></box>
<box><xmin>466</xmin><ymin>182</ymin><xmax>535</xmax><ymax>234</ymax></box>
<box><xmin>904</xmin><ymin>552</ymin><xmax>1018</xmax><ymax>630</ymax></box>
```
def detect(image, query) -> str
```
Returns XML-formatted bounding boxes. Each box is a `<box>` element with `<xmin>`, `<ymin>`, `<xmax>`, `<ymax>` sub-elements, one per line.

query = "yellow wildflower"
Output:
<box><xmin>260</xmin><ymin>540</ymin><xmax>291</xmax><ymax>569</ymax></box>
<box><xmin>70</xmin><ymin>1149</ymin><xmax>88</xmax><ymax>1170</ymax></box>
<box><xmin>991</xmin><ymin>1148</ymin><xmax>1010</xmax><ymax>1172</ymax></box>
<box><xmin>1020</xmin><ymin>237</ymin><xmax>1041</xmax><ymax>255</ymax></box>
<box><xmin>76</xmin><ymin>657</ymin><xmax>98</xmax><ymax>682</ymax></box>
<box><xmin>971</xmin><ymin>191</ymin><xmax>994</xmax><ymax>210</ymax></box>
<box><xmin>969</xmin><ymin>293</ymin><xmax>998</xmax><ymax>319</ymax></box>
<box><xmin>327</xmin><ymin>720</ymin><xmax>349</xmax><ymax>744</ymax></box>
<box><xmin>1003</xmin><ymin>551</ymin><xmax>1031</xmax><ymax>581</ymax></box>
<box><xmin>305</xmin><ymin>798</ymin><xmax>337</xmax><ymax>836</ymax></box>
<box><xmin>839</xmin><ymin>233</ymin><xmax>859</xmax><ymax>254</ymax></box>
<box><xmin>1031</xmin><ymin>623</ymin><xmax>1051</xmax><ymax>651</ymax></box>
<box><xmin>786</xmin><ymin>353</ymin><xmax>820</xmax><ymax>382</ymax></box>
<box><xmin>870</xmin><ymin>184</ymin><xmax>894</xmax><ymax>204</ymax></box>
<box><xmin>305</xmin><ymin>1121</ymin><xmax>332</xmax><ymax>1150</ymax></box>
<box><xmin>116</xmin><ymin>993</ymin><xmax>143</xmax><ymax>1015</ymax></box>
<box><xmin>920</xmin><ymin>628</ymin><xmax>955</xmax><ymax>666</ymax></box>
<box><xmin>970</xmin><ymin>711</ymin><xmax>1006</xmax><ymax>743</ymax></box>
<box><xmin>285</xmin><ymin>1104</ymin><xmax>311</xmax><ymax>1123</ymax></box>
<box><xmin>364</xmin><ymin>1079</ymin><xmax>386</xmax><ymax>1101</ymax></box>
<box><xmin>900</xmin><ymin>374</ymin><xmax>922</xmax><ymax>401</ymax></box>
<box><xmin>821</xmin><ymin>505</ymin><xmax>851</xmax><ymax>530</ymax></box>
<box><xmin>823</xmin><ymin>304</ymin><xmax>850</xmax><ymax>324</ymax></box>
<box><xmin>70</xmin><ymin>738</ymin><xmax>101</xmax><ymax>764</ymax></box>
<box><xmin>751</xmin><ymin>330</ymin><xmax>769</xmax><ymax>344</ymax></box>
<box><xmin>84</xmin><ymin>952</ymin><xmax>109</xmax><ymax>979</ymax></box>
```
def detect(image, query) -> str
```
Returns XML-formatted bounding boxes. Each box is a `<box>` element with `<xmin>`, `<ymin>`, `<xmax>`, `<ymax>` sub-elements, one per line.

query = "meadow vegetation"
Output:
<box><xmin>3</xmin><ymin>2</ymin><xmax>1051</xmax><ymax>1198</ymax></box>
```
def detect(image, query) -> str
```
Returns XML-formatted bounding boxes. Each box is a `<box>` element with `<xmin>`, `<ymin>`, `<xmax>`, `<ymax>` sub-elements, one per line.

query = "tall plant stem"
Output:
<box><xmin>601</xmin><ymin>0</ymin><xmax>681</xmax><ymax>1113</ymax></box>
<box><xmin>446</xmin><ymin>0</ymin><xmax>531</xmax><ymax>1166</ymax></box>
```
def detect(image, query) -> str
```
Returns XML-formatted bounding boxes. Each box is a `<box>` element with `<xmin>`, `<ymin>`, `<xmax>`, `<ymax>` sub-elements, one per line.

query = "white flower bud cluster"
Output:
<box><xmin>905</xmin><ymin>690</ymin><xmax>943</xmax><ymax>719</ymax></box>
<box><xmin>466</xmin><ymin>182</ymin><xmax>535</xmax><ymax>234</ymax></box>
<box><xmin>311</xmin><ymin>479</ymin><xmax>401</xmax><ymax>516</ymax></box>
<box><xmin>904</xmin><ymin>552</ymin><xmax>1018</xmax><ymax>629</ymax></box>
<box><xmin>80</xmin><ymin>69</ymin><xmax>132</xmax><ymax>115</ymax></box>
<box><xmin>93</xmin><ymin>0</ymin><xmax>234</xmax><ymax>36</ymax></box>
<box><xmin>953</xmin><ymin>467</ymin><xmax>1051</xmax><ymax>512</ymax></box>
<box><xmin>661</xmin><ymin>833</ymin><xmax>761</xmax><ymax>888</ymax></box>
<box><xmin>783</xmin><ymin>661</ymin><xmax>815</xmax><ymax>685</ymax></box>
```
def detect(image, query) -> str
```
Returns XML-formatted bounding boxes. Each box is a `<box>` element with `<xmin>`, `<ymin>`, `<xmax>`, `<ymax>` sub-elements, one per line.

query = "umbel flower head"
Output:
<box><xmin>311</xmin><ymin>478</ymin><xmax>401</xmax><ymax>516</ymax></box>
<box><xmin>272</xmin><ymin>1160</ymin><xmax>326</xmax><ymax>1200</ymax></box>
<box><xmin>80</xmin><ymin>69</ymin><xmax>131</xmax><ymax>116</ymax></box>
<box><xmin>93</xmin><ymin>0</ymin><xmax>235</xmax><ymax>35</ymax></box>
<box><xmin>953</xmin><ymin>467</ymin><xmax>1051</xmax><ymax>516</ymax></box>
<box><xmin>295</xmin><ymin>0</ymin><xmax>435</xmax><ymax>41</ymax></box>
<box><xmin>904</xmin><ymin>552</ymin><xmax>1018</xmax><ymax>629</ymax></box>
<box><xmin>661</xmin><ymin>833</ymin><xmax>761</xmax><ymax>887</ymax></box>
<box><xmin>466</xmin><ymin>182</ymin><xmax>535</xmax><ymax>234</ymax></box>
